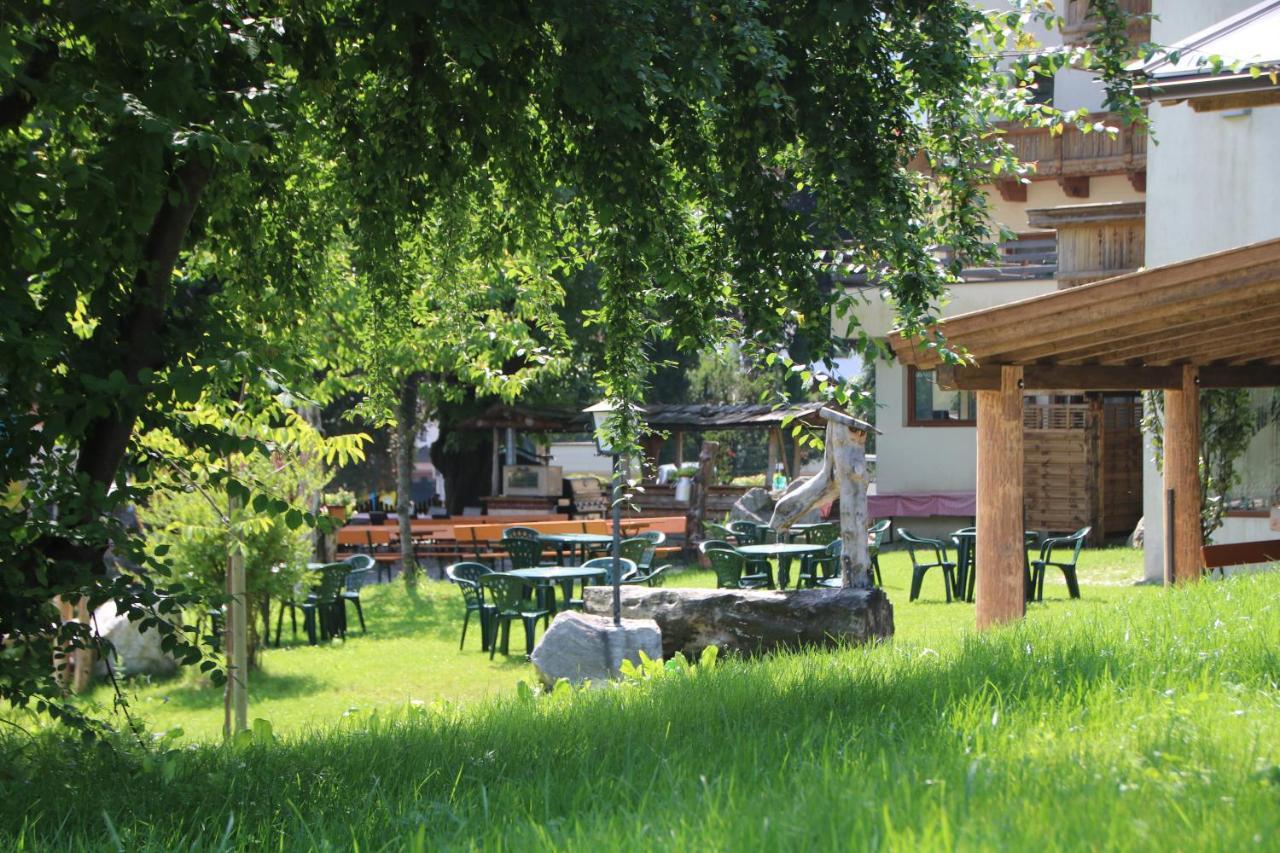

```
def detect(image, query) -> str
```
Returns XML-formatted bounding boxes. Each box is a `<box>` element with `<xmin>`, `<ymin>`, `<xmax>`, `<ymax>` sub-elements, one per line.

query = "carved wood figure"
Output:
<box><xmin>769</xmin><ymin>408</ymin><xmax>875</xmax><ymax>588</ymax></box>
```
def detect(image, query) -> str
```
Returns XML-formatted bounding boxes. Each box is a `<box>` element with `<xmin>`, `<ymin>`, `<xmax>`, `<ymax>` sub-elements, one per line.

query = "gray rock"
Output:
<box><xmin>1129</xmin><ymin>516</ymin><xmax>1144</xmax><ymax>548</ymax></box>
<box><xmin>92</xmin><ymin>600</ymin><xmax>178</xmax><ymax>679</ymax></box>
<box><xmin>583</xmin><ymin>585</ymin><xmax>893</xmax><ymax>660</ymax></box>
<box><xmin>530</xmin><ymin>611</ymin><xmax>663</xmax><ymax>688</ymax></box>
<box><xmin>728</xmin><ymin>487</ymin><xmax>774</xmax><ymax>525</ymax></box>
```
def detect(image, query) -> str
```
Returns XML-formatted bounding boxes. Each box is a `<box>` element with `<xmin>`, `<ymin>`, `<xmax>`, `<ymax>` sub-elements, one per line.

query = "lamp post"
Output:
<box><xmin>585</xmin><ymin>400</ymin><xmax>623</xmax><ymax>627</ymax></box>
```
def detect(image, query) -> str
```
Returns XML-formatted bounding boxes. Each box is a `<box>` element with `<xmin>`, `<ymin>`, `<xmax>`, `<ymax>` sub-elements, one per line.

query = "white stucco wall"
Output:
<box><xmin>1140</xmin><ymin>1</ymin><xmax>1280</xmax><ymax>581</ymax></box>
<box><xmin>839</xmin><ymin>280</ymin><xmax>1058</xmax><ymax>497</ymax></box>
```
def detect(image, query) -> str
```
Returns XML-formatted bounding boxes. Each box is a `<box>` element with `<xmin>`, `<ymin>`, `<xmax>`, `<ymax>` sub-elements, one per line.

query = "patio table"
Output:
<box><xmin>736</xmin><ymin>543</ymin><xmax>826</xmax><ymax>590</ymax></box>
<box><xmin>537</xmin><ymin>532</ymin><xmax>615</xmax><ymax>565</ymax></box>
<box><xmin>950</xmin><ymin>529</ymin><xmax>1040</xmax><ymax>602</ymax></box>
<box><xmin>506</xmin><ymin>565</ymin><xmax>608</xmax><ymax>614</ymax></box>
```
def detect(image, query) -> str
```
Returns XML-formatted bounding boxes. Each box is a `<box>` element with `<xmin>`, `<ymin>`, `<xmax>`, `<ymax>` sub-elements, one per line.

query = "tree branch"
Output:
<box><xmin>0</xmin><ymin>39</ymin><xmax>59</xmax><ymax>132</ymax></box>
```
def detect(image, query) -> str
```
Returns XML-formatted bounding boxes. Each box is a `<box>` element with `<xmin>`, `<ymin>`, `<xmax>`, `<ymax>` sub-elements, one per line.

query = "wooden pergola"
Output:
<box><xmin>889</xmin><ymin>237</ymin><xmax>1280</xmax><ymax>629</ymax></box>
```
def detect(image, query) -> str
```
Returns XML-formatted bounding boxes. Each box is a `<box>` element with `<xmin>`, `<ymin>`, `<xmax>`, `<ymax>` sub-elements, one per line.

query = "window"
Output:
<box><xmin>906</xmin><ymin>366</ymin><xmax>977</xmax><ymax>426</ymax></box>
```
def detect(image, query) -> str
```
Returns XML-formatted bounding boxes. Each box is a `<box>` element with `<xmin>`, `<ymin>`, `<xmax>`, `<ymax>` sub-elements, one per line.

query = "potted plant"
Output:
<box><xmin>322</xmin><ymin>488</ymin><xmax>356</xmax><ymax>524</ymax></box>
<box><xmin>674</xmin><ymin>464</ymin><xmax>699</xmax><ymax>503</ymax></box>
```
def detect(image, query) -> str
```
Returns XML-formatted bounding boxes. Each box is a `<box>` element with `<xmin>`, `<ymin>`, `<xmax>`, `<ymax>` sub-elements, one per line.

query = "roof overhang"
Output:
<box><xmin>888</xmin><ymin>237</ymin><xmax>1280</xmax><ymax>391</ymax></box>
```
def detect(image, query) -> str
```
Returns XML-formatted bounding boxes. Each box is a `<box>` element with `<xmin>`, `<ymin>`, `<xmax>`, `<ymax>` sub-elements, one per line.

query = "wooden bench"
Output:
<box><xmin>1201</xmin><ymin>538</ymin><xmax>1280</xmax><ymax>575</ymax></box>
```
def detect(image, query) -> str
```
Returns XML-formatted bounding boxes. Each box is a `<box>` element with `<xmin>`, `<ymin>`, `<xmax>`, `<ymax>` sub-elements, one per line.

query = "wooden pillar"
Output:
<box><xmin>767</xmin><ymin>427</ymin><xmax>781</xmax><ymax>476</ymax></box>
<box><xmin>490</xmin><ymin>428</ymin><xmax>501</xmax><ymax>496</ymax></box>
<box><xmin>976</xmin><ymin>366</ymin><xmax>1025</xmax><ymax>629</ymax></box>
<box><xmin>675</xmin><ymin>431</ymin><xmax>686</xmax><ymax>466</ymax></box>
<box><xmin>684</xmin><ymin>440</ymin><xmax>719</xmax><ymax>559</ymax></box>
<box><xmin>1163</xmin><ymin>365</ymin><xmax>1203</xmax><ymax>584</ymax></box>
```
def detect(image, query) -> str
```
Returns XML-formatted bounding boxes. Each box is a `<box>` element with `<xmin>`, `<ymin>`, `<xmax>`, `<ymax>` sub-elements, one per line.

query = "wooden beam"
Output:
<box><xmin>976</xmin><ymin>366</ymin><xmax>1025</xmax><ymax>629</ymax></box>
<box><xmin>937</xmin><ymin>362</ymin><xmax>1280</xmax><ymax>391</ymax></box>
<box><xmin>996</xmin><ymin>179</ymin><xmax>1027</xmax><ymax>202</ymax></box>
<box><xmin>1058</xmin><ymin>176</ymin><xmax>1090</xmax><ymax>198</ymax></box>
<box><xmin>982</xmin><ymin>294</ymin><xmax>1280</xmax><ymax>365</ymax></box>
<box><xmin>1203</xmin><ymin>538</ymin><xmax>1280</xmax><ymax>569</ymax></box>
<box><xmin>1163</xmin><ymin>365</ymin><xmax>1203</xmax><ymax>585</ymax></box>
<box><xmin>1085</xmin><ymin>311</ymin><xmax>1280</xmax><ymax>364</ymax></box>
<box><xmin>890</xmin><ymin>238</ymin><xmax>1280</xmax><ymax>368</ymax></box>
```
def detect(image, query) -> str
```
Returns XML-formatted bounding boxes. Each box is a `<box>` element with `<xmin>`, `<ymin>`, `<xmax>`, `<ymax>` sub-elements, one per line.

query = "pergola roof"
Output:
<box><xmin>888</xmin><ymin>237</ymin><xmax>1280</xmax><ymax>390</ymax></box>
<box><xmin>462</xmin><ymin>401</ymin><xmax>847</xmax><ymax>433</ymax></box>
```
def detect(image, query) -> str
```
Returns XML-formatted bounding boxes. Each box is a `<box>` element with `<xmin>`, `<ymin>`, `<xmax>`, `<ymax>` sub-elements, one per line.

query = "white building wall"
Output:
<box><xmin>1140</xmin><ymin>0</ymin><xmax>1280</xmax><ymax>581</ymax></box>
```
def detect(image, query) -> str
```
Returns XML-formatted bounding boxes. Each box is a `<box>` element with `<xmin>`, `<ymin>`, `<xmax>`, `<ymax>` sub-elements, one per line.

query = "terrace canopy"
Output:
<box><xmin>889</xmin><ymin>237</ymin><xmax>1280</xmax><ymax>629</ymax></box>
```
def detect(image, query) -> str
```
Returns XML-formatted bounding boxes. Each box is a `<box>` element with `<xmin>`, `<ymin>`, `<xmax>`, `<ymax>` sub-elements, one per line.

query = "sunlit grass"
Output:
<box><xmin>73</xmin><ymin>548</ymin><xmax>1146</xmax><ymax>741</ymax></box>
<box><xmin>4</xmin><ymin>555</ymin><xmax>1277</xmax><ymax>850</ymax></box>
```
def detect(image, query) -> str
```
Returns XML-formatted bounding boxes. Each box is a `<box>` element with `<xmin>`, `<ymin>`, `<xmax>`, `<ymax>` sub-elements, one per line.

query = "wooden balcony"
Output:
<box><xmin>992</xmin><ymin>113</ymin><xmax>1146</xmax><ymax>201</ymax></box>
<box><xmin>1061</xmin><ymin>0</ymin><xmax>1151</xmax><ymax>48</ymax></box>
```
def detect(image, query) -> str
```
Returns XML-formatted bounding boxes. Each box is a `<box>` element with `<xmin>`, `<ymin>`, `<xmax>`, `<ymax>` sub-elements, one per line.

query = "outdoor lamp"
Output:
<box><xmin>584</xmin><ymin>399</ymin><xmax>616</xmax><ymax>455</ymax></box>
<box><xmin>584</xmin><ymin>399</ymin><xmax>623</xmax><ymax>626</ymax></box>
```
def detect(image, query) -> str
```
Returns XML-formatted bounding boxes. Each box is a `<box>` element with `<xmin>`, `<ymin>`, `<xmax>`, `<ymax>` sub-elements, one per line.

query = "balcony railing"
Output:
<box><xmin>996</xmin><ymin>113</ymin><xmax>1146</xmax><ymax>180</ymax></box>
<box><xmin>1061</xmin><ymin>0</ymin><xmax>1151</xmax><ymax>48</ymax></box>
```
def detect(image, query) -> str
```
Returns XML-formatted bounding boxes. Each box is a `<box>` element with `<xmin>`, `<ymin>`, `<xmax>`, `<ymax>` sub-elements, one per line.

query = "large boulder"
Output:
<box><xmin>583</xmin><ymin>585</ymin><xmax>893</xmax><ymax>660</ymax></box>
<box><xmin>92</xmin><ymin>600</ymin><xmax>178</xmax><ymax>679</ymax></box>
<box><xmin>728</xmin><ymin>487</ymin><xmax>774</xmax><ymax>525</ymax></box>
<box><xmin>1129</xmin><ymin>516</ymin><xmax>1144</xmax><ymax>548</ymax></box>
<box><xmin>530</xmin><ymin>611</ymin><xmax>663</xmax><ymax>688</ymax></box>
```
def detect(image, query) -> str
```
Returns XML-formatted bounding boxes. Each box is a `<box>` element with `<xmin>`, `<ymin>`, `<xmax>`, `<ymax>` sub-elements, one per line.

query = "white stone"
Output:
<box><xmin>530</xmin><ymin>611</ymin><xmax>662</xmax><ymax>688</ymax></box>
<box><xmin>92</xmin><ymin>600</ymin><xmax>178</xmax><ymax>679</ymax></box>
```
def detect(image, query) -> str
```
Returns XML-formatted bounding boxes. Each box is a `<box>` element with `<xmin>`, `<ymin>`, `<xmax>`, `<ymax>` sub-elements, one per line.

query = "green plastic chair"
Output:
<box><xmin>276</xmin><ymin>562</ymin><xmax>350</xmax><ymax>645</ymax></box>
<box><xmin>501</xmin><ymin>537</ymin><xmax>544</xmax><ymax>571</ymax></box>
<box><xmin>705</xmin><ymin>548</ymin><xmax>771</xmax><ymax>590</ymax></box>
<box><xmin>706</xmin><ymin>522</ymin><xmax>739</xmax><ymax>544</ymax></box>
<box><xmin>869</xmin><ymin>519</ymin><xmax>891</xmax><ymax>586</ymax></box>
<box><xmin>478</xmin><ymin>573</ymin><xmax>550</xmax><ymax>659</ymax></box>
<box><xmin>802</xmin><ymin>538</ymin><xmax>842</xmax><ymax>587</ymax></box>
<box><xmin>502</xmin><ymin>526</ymin><xmax>540</xmax><ymax>539</ymax></box>
<box><xmin>619</xmin><ymin>537</ymin><xmax>654</xmax><ymax>570</ymax></box>
<box><xmin>897</xmin><ymin>529</ymin><xmax>957</xmax><ymax>603</ymax></box>
<box><xmin>1031</xmin><ymin>526</ymin><xmax>1090</xmax><ymax>601</ymax></box>
<box><xmin>638</xmin><ymin>530</ymin><xmax>666</xmax><ymax>545</ymax></box>
<box><xmin>630</xmin><ymin>564</ymin><xmax>670</xmax><ymax>587</ymax></box>
<box><xmin>803</xmin><ymin>522</ymin><xmax>840</xmax><ymax>546</ymax></box>
<box><xmin>341</xmin><ymin>554</ymin><xmax>375</xmax><ymax>633</ymax></box>
<box><xmin>445</xmin><ymin>562</ymin><xmax>494</xmax><ymax>650</ymax></box>
<box><xmin>581</xmin><ymin>556</ymin><xmax>639</xmax><ymax>585</ymax></box>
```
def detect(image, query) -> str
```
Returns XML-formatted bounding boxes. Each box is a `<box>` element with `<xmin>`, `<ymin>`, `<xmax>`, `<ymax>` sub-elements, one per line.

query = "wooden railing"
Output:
<box><xmin>1061</xmin><ymin>0</ymin><xmax>1151</xmax><ymax>47</ymax></box>
<box><xmin>996</xmin><ymin>113</ymin><xmax>1146</xmax><ymax>180</ymax></box>
<box><xmin>945</xmin><ymin>234</ymin><xmax>1058</xmax><ymax>282</ymax></box>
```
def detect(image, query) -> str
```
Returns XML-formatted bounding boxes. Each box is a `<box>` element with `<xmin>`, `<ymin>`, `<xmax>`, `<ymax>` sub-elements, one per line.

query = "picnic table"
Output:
<box><xmin>950</xmin><ymin>529</ymin><xmax>1040</xmax><ymax>602</ymax></box>
<box><xmin>506</xmin><ymin>565</ymin><xmax>608</xmax><ymax>614</ymax></box>
<box><xmin>736</xmin><ymin>542</ymin><xmax>826</xmax><ymax>590</ymax></box>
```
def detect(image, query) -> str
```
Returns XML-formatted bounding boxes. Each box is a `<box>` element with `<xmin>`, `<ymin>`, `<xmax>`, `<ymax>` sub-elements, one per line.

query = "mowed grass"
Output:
<box><xmin>5</xmin><ymin>548</ymin><xmax>1279</xmax><ymax>849</ymax></box>
<box><xmin>73</xmin><ymin>547</ymin><xmax>1146</xmax><ymax>741</ymax></box>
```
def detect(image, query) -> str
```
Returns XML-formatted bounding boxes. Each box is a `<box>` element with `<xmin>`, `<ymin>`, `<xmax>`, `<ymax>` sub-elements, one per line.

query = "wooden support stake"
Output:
<box><xmin>767</xmin><ymin>427</ymin><xmax>780</xmax><ymax>476</ymax></box>
<box><xmin>1163</xmin><ymin>365</ymin><xmax>1203</xmax><ymax>584</ymax></box>
<box><xmin>976</xmin><ymin>366</ymin><xmax>1026</xmax><ymax>629</ymax></box>
<box><xmin>225</xmin><ymin>492</ymin><xmax>249</xmax><ymax>738</ymax></box>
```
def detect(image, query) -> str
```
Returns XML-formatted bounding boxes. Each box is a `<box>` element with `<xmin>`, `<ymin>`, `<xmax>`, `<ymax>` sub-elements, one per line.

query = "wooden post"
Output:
<box><xmin>976</xmin><ymin>366</ymin><xmax>1025</xmax><ymax>629</ymax></box>
<box><xmin>1163</xmin><ymin>365</ymin><xmax>1203</xmax><ymax>584</ymax></box>
<box><xmin>1087</xmin><ymin>394</ymin><xmax>1105</xmax><ymax>544</ymax></box>
<box><xmin>683</xmin><ymin>440</ymin><xmax>719</xmax><ymax>559</ymax></box>
<box><xmin>767</xmin><ymin>427</ymin><xmax>781</xmax><ymax>477</ymax></box>
<box><xmin>675</xmin><ymin>431</ymin><xmax>686</xmax><ymax>466</ymax></box>
<box><xmin>224</xmin><ymin>493</ymin><xmax>248</xmax><ymax>738</ymax></box>
<box><xmin>490</xmin><ymin>427</ymin><xmax>501</xmax><ymax>496</ymax></box>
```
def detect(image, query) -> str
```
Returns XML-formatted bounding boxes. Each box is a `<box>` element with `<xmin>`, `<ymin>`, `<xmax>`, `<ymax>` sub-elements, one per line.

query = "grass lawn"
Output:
<box><xmin>74</xmin><ymin>547</ymin><xmax>1149</xmax><ymax>741</ymax></box>
<box><xmin>4</xmin><ymin>548</ymin><xmax>1279</xmax><ymax>849</ymax></box>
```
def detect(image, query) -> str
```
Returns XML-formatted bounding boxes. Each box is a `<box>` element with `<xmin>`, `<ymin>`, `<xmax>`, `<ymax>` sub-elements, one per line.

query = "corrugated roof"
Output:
<box><xmin>462</xmin><ymin>401</ymin><xmax>858</xmax><ymax>432</ymax></box>
<box><xmin>1134</xmin><ymin>1</ymin><xmax>1280</xmax><ymax>80</ymax></box>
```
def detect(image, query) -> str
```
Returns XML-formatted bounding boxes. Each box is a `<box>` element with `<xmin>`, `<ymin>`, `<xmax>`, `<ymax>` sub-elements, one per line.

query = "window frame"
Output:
<box><xmin>905</xmin><ymin>365</ymin><xmax>978</xmax><ymax>428</ymax></box>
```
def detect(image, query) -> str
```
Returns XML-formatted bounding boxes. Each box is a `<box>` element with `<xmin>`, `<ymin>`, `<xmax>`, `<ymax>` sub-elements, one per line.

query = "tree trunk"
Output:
<box><xmin>396</xmin><ymin>373</ymin><xmax>424</xmax><ymax>583</ymax></box>
<box><xmin>683</xmin><ymin>440</ymin><xmax>719</xmax><ymax>560</ymax></box>
<box><xmin>431</xmin><ymin>419</ymin><xmax>494</xmax><ymax>515</ymax></box>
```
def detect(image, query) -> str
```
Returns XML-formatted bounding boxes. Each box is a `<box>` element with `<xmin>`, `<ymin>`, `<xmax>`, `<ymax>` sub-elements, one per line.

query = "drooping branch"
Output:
<box><xmin>0</xmin><ymin>38</ymin><xmax>58</xmax><ymax>132</ymax></box>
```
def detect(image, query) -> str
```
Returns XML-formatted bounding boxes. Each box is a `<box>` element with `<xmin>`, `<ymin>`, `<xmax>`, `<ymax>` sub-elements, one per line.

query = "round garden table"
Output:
<box><xmin>950</xmin><ymin>529</ymin><xmax>1040</xmax><ymax>602</ymax></box>
<box><xmin>537</xmin><ymin>532</ymin><xmax>615</xmax><ymax>565</ymax></box>
<box><xmin>735</xmin><ymin>543</ymin><xmax>826</xmax><ymax>590</ymax></box>
<box><xmin>505</xmin><ymin>565</ymin><xmax>608</xmax><ymax>614</ymax></box>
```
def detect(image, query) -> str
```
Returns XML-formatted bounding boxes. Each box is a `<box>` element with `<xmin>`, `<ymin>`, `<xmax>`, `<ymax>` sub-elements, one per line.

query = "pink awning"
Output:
<box><xmin>869</xmin><ymin>492</ymin><xmax>976</xmax><ymax>518</ymax></box>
